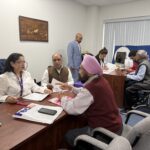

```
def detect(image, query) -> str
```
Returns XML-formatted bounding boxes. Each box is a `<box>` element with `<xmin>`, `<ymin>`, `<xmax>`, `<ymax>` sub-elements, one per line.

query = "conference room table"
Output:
<box><xmin>0</xmin><ymin>70</ymin><xmax>126</xmax><ymax>150</ymax></box>
<box><xmin>0</xmin><ymin>93</ymin><xmax>87</xmax><ymax>150</ymax></box>
<box><xmin>103</xmin><ymin>69</ymin><xmax>126</xmax><ymax>108</ymax></box>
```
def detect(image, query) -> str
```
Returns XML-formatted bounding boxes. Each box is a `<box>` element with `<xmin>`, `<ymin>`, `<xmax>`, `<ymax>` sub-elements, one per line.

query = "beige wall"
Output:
<box><xmin>0</xmin><ymin>0</ymin><xmax>150</xmax><ymax>80</ymax></box>
<box><xmin>0</xmin><ymin>0</ymin><xmax>87</xmax><ymax>81</ymax></box>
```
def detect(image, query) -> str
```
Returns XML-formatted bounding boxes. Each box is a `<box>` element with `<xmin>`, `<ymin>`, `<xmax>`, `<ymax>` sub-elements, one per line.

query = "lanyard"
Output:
<box><xmin>16</xmin><ymin>74</ymin><xmax>23</xmax><ymax>97</ymax></box>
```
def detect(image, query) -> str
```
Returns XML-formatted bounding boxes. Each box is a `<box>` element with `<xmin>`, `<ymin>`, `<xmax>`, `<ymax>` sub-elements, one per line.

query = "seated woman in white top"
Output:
<box><xmin>0</xmin><ymin>53</ymin><xmax>52</xmax><ymax>103</ymax></box>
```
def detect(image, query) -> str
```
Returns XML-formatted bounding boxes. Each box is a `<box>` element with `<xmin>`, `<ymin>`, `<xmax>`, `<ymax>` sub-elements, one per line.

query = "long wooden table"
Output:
<box><xmin>0</xmin><ymin>95</ymin><xmax>86</xmax><ymax>150</ymax></box>
<box><xmin>0</xmin><ymin>72</ymin><xmax>126</xmax><ymax>150</ymax></box>
<box><xmin>103</xmin><ymin>70</ymin><xmax>126</xmax><ymax>108</ymax></box>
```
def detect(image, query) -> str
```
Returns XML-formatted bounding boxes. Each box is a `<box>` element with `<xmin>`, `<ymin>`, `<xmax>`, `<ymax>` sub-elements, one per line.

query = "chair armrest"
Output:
<box><xmin>125</xmin><ymin>110</ymin><xmax>149</xmax><ymax>124</ymax></box>
<box><xmin>74</xmin><ymin>134</ymin><xmax>108</xmax><ymax>149</ymax></box>
<box><xmin>92</xmin><ymin>127</ymin><xmax>118</xmax><ymax>139</ymax></box>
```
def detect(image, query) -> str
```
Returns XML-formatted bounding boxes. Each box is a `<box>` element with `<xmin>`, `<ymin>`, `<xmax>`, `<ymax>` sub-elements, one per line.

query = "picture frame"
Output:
<box><xmin>19</xmin><ymin>16</ymin><xmax>48</xmax><ymax>42</ymax></box>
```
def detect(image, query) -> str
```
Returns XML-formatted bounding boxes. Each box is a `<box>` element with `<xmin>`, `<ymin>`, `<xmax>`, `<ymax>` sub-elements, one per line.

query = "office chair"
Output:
<box><xmin>132</xmin><ymin>90</ymin><xmax>150</xmax><ymax>114</ymax></box>
<box><xmin>34</xmin><ymin>79</ymin><xmax>41</xmax><ymax>86</ymax></box>
<box><xmin>91</xmin><ymin>110</ymin><xmax>150</xmax><ymax>150</ymax></box>
<box><xmin>113</xmin><ymin>47</ymin><xmax>130</xmax><ymax>67</ymax></box>
<box><xmin>74</xmin><ymin>134</ymin><xmax>132</xmax><ymax>150</ymax></box>
<box><xmin>75</xmin><ymin>110</ymin><xmax>150</xmax><ymax>150</ymax></box>
<box><xmin>0</xmin><ymin>59</ymin><xmax>6</xmax><ymax>74</ymax></box>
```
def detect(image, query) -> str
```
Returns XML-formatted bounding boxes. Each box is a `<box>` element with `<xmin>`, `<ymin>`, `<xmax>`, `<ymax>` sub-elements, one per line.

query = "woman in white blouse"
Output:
<box><xmin>0</xmin><ymin>53</ymin><xmax>52</xmax><ymax>103</ymax></box>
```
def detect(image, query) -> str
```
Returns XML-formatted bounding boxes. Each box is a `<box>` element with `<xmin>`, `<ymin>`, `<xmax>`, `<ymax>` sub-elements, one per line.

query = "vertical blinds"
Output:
<box><xmin>103</xmin><ymin>18</ymin><xmax>150</xmax><ymax>62</ymax></box>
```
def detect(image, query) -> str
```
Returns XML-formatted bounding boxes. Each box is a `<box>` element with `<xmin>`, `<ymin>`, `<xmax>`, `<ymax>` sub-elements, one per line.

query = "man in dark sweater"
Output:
<box><xmin>125</xmin><ymin>50</ymin><xmax>150</xmax><ymax>109</ymax></box>
<box><xmin>41</xmin><ymin>53</ymin><xmax>73</xmax><ymax>88</ymax></box>
<box><xmin>59</xmin><ymin>54</ymin><xmax>122</xmax><ymax>147</ymax></box>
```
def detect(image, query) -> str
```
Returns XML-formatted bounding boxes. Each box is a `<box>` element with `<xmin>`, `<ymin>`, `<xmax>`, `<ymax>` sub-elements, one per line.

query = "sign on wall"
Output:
<box><xmin>19</xmin><ymin>16</ymin><xmax>48</xmax><ymax>42</ymax></box>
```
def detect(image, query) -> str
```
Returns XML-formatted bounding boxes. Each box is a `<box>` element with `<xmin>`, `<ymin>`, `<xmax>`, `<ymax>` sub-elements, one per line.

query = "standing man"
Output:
<box><xmin>67</xmin><ymin>33</ymin><xmax>83</xmax><ymax>82</ymax></box>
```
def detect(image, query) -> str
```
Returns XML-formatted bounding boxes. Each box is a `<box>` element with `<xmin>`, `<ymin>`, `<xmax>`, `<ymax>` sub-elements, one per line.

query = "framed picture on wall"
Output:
<box><xmin>19</xmin><ymin>16</ymin><xmax>48</xmax><ymax>42</ymax></box>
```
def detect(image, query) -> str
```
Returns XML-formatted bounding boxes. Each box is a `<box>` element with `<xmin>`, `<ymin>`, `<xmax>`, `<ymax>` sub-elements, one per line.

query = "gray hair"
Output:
<box><xmin>137</xmin><ymin>50</ymin><xmax>148</xmax><ymax>58</ymax></box>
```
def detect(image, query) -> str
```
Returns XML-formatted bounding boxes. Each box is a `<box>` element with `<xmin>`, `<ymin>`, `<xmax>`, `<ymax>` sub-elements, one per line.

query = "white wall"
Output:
<box><xmin>98</xmin><ymin>0</ymin><xmax>150</xmax><ymax>51</ymax></box>
<box><xmin>0</xmin><ymin>0</ymin><xmax>87</xmax><ymax>81</ymax></box>
<box><xmin>1</xmin><ymin>0</ymin><xmax>150</xmax><ymax>81</ymax></box>
<box><xmin>83</xmin><ymin>6</ymin><xmax>100</xmax><ymax>54</ymax></box>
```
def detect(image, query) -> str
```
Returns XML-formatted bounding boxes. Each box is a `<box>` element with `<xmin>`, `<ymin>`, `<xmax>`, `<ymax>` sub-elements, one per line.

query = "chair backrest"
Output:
<box><xmin>0</xmin><ymin>59</ymin><xmax>6</xmax><ymax>74</ymax></box>
<box><xmin>74</xmin><ymin>134</ymin><xmax>132</xmax><ymax>150</ymax></box>
<box><xmin>134</xmin><ymin>90</ymin><xmax>150</xmax><ymax>112</ymax></box>
<box><xmin>113</xmin><ymin>47</ymin><xmax>130</xmax><ymax>64</ymax></box>
<box><xmin>125</xmin><ymin>115</ymin><xmax>150</xmax><ymax>150</ymax></box>
<box><xmin>107</xmin><ymin>136</ymin><xmax>132</xmax><ymax>150</ymax></box>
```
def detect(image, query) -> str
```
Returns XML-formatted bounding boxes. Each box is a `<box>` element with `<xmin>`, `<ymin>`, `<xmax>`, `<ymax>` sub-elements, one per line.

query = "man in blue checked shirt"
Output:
<box><xmin>67</xmin><ymin>33</ymin><xmax>83</xmax><ymax>82</ymax></box>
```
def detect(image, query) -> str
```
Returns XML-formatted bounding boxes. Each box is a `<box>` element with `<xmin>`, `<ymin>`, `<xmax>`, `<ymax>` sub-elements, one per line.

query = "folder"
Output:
<box><xmin>13</xmin><ymin>103</ymin><xmax>63</xmax><ymax>124</ymax></box>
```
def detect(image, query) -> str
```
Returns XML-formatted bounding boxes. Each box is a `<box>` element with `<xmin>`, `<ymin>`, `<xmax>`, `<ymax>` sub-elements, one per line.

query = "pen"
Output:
<box><xmin>15</xmin><ymin>107</ymin><xmax>30</xmax><ymax>116</ymax></box>
<box><xmin>15</xmin><ymin>112</ymin><xmax>22</xmax><ymax>116</ymax></box>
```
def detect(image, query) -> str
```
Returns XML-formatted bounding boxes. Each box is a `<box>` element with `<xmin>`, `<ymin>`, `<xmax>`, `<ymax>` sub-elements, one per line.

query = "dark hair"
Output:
<box><xmin>4</xmin><ymin>53</ymin><xmax>23</xmax><ymax>72</ymax></box>
<box><xmin>81</xmin><ymin>52</ymin><xmax>93</xmax><ymax>60</ymax></box>
<box><xmin>99</xmin><ymin>47</ymin><xmax>108</xmax><ymax>55</ymax></box>
<box><xmin>128</xmin><ymin>50</ymin><xmax>137</xmax><ymax>57</ymax></box>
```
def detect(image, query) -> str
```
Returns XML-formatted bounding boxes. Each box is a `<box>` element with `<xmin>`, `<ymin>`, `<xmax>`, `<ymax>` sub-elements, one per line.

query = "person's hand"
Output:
<box><xmin>47</xmin><ymin>84</ymin><xmax>53</xmax><ymax>90</ymax></box>
<box><xmin>126</xmin><ymin>68</ymin><xmax>134</xmax><ymax>74</ymax></box>
<box><xmin>115</xmin><ymin>68</ymin><xmax>127</xmax><ymax>76</ymax></box>
<box><xmin>56</xmin><ymin>83</ymin><xmax>73</xmax><ymax>91</ymax></box>
<box><xmin>5</xmin><ymin>96</ymin><xmax>18</xmax><ymax>104</ymax></box>
<box><xmin>44</xmin><ymin>89</ymin><xmax>52</xmax><ymax>94</ymax></box>
<box><xmin>103</xmin><ymin>65</ymin><xmax>108</xmax><ymax>70</ymax></box>
<box><xmin>122</xmin><ymin>70</ymin><xmax>127</xmax><ymax>76</ymax></box>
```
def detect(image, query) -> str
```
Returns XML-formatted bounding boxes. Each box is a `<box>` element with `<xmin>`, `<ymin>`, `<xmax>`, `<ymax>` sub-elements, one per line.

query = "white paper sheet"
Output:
<box><xmin>23</xmin><ymin>93</ymin><xmax>49</xmax><ymax>101</ymax></box>
<box><xmin>13</xmin><ymin>104</ymin><xmax>63</xmax><ymax>124</ymax></box>
<box><xmin>51</xmin><ymin>78</ymin><xmax>65</xmax><ymax>92</ymax></box>
<box><xmin>103</xmin><ymin>63</ymin><xmax>117</xmax><ymax>74</ymax></box>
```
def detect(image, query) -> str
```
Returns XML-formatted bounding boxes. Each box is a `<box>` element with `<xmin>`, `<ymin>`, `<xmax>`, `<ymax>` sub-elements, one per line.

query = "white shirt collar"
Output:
<box><xmin>84</xmin><ymin>75</ymin><xmax>99</xmax><ymax>86</ymax></box>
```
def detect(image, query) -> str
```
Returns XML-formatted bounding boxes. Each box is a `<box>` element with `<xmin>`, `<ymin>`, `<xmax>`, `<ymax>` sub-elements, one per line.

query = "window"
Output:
<box><xmin>103</xmin><ymin>16</ymin><xmax>150</xmax><ymax>62</ymax></box>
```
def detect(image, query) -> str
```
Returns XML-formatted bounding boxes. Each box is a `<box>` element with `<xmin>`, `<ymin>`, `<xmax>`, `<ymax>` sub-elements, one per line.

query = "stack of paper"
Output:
<box><xmin>23</xmin><ymin>93</ymin><xmax>49</xmax><ymax>101</ymax></box>
<box><xmin>13</xmin><ymin>103</ymin><xmax>63</xmax><ymax>124</ymax></box>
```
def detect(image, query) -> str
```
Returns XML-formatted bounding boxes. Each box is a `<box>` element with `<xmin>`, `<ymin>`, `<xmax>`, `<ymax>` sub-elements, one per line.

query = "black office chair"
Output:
<box><xmin>0</xmin><ymin>59</ymin><xmax>6</xmax><ymax>74</ymax></box>
<box><xmin>34</xmin><ymin>79</ymin><xmax>41</xmax><ymax>86</ymax></box>
<box><xmin>132</xmin><ymin>90</ymin><xmax>150</xmax><ymax>114</ymax></box>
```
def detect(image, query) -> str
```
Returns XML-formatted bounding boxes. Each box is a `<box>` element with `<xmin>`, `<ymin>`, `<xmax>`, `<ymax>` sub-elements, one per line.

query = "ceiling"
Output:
<box><xmin>74</xmin><ymin>0</ymin><xmax>140</xmax><ymax>6</ymax></box>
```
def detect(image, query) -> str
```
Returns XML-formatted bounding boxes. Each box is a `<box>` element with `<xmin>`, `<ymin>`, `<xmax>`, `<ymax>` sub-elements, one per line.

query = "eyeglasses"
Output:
<box><xmin>53</xmin><ymin>59</ymin><xmax>61</xmax><ymax>62</ymax></box>
<box><xmin>15</xmin><ymin>60</ymin><xmax>26</xmax><ymax>64</ymax></box>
